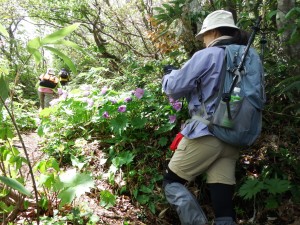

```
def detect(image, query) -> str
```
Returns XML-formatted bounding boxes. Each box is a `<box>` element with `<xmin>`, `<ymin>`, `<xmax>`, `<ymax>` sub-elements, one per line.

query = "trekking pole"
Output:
<box><xmin>260</xmin><ymin>31</ymin><xmax>267</xmax><ymax>63</ymax></box>
<box><xmin>228</xmin><ymin>16</ymin><xmax>262</xmax><ymax>94</ymax></box>
<box><xmin>222</xmin><ymin>16</ymin><xmax>262</xmax><ymax>120</ymax></box>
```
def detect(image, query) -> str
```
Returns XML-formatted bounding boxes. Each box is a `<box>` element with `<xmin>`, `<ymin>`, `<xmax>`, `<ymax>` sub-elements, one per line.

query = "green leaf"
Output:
<box><xmin>57</xmin><ymin>169</ymin><xmax>94</xmax><ymax>207</ymax></box>
<box><xmin>71</xmin><ymin>155</ymin><xmax>85</xmax><ymax>170</ymax></box>
<box><xmin>43</xmin><ymin>46</ymin><xmax>77</xmax><ymax>75</ymax></box>
<box><xmin>238</xmin><ymin>178</ymin><xmax>264</xmax><ymax>200</ymax></box>
<box><xmin>136</xmin><ymin>194</ymin><xmax>150</xmax><ymax>204</ymax></box>
<box><xmin>264</xmin><ymin>178</ymin><xmax>290</xmax><ymax>194</ymax></box>
<box><xmin>0</xmin><ymin>176</ymin><xmax>32</xmax><ymax>197</ymax></box>
<box><xmin>0</xmin><ymin>74</ymin><xmax>9</xmax><ymax>105</ymax></box>
<box><xmin>0</xmin><ymin>125</ymin><xmax>14</xmax><ymax>140</ymax></box>
<box><xmin>158</xmin><ymin>137</ymin><xmax>168</xmax><ymax>146</ymax></box>
<box><xmin>26</xmin><ymin>37</ymin><xmax>43</xmax><ymax>63</ymax></box>
<box><xmin>131</xmin><ymin>116</ymin><xmax>147</xmax><ymax>128</ymax></box>
<box><xmin>0</xmin><ymin>202</ymin><xmax>14</xmax><ymax>213</ymax></box>
<box><xmin>41</xmin><ymin>23</ymin><xmax>81</xmax><ymax>44</ymax></box>
<box><xmin>139</xmin><ymin>185</ymin><xmax>153</xmax><ymax>194</ymax></box>
<box><xmin>0</xmin><ymin>23</ymin><xmax>9</xmax><ymax>37</ymax></box>
<box><xmin>148</xmin><ymin>202</ymin><xmax>156</xmax><ymax>214</ymax></box>
<box><xmin>110</xmin><ymin>114</ymin><xmax>128</xmax><ymax>135</ymax></box>
<box><xmin>51</xmin><ymin>40</ymin><xmax>86</xmax><ymax>53</ymax></box>
<box><xmin>265</xmin><ymin>196</ymin><xmax>279</xmax><ymax>209</ymax></box>
<box><xmin>99</xmin><ymin>190</ymin><xmax>116</xmax><ymax>209</ymax></box>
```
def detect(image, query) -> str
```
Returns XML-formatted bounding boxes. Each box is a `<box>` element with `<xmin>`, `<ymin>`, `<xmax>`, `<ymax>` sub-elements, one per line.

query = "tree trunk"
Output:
<box><xmin>276</xmin><ymin>0</ymin><xmax>300</xmax><ymax>62</ymax></box>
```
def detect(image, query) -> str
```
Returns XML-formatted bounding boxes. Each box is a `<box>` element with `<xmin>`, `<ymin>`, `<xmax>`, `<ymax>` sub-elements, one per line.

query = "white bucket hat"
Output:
<box><xmin>196</xmin><ymin>10</ymin><xmax>239</xmax><ymax>39</ymax></box>
<box><xmin>46</xmin><ymin>68</ymin><xmax>55</xmax><ymax>75</ymax></box>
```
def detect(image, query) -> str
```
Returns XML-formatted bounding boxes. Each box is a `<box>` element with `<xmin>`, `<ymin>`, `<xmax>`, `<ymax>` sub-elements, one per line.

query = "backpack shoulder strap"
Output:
<box><xmin>192</xmin><ymin>46</ymin><xmax>227</xmax><ymax>124</ymax></box>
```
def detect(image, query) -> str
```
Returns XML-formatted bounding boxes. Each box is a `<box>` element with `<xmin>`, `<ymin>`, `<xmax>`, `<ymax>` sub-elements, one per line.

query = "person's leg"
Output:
<box><xmin>38</xmin><ymin>91</ymin><xmax>45</xmax><ymax>109</ymax></box>
<box><xmin>163</xmin><ymin>136</ymin><xmax>224</xmax><ymax>225</ymax></box>
<box><xmin>206</xmin><ymin>143</ymin><xmax>239</xmax><ymax>225</ymax></box>
<box><xmin>44</xmin><ymin>92</ymin><xmax>54</xmax><ymax>108</ymax></box>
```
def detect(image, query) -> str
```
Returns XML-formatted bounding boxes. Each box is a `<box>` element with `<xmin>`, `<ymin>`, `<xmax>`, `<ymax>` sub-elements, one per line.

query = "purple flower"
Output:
<box><xmin>134</xmin><ymin>88</ymin><xmax>144</xmax><ymax>99</ymax></box>
<box><xmin>169</xmin><ymin>97</ymin><xmax>175</xmax><ymax>103</ymax></box>
<box><xmin>169</xmin><ymin>115</ymin><xmax>176</xmax><ymax>123</ymax></box>
<box><xmin>81</xmin><ymin>84</ymin><xmax>91</xmax><ymax>91</ymax></box>
<box><xmin>4</xmin><ymin>98</ymin><xmax>10</xmax><ymax>106</ymax></box>
<box><xmin>124</xmin><ymin>97</ymin><xmax>132</xmax><ymax>103</ymax></box>
<box><xmin>87</xmin><ymin>98</ymin><xmax>94</xmax><ymax>107</ymax></box>
<box><xmin>83</xmin><ymin>91</ymin><xmax>90</xmax><ymax>97</ymax></box>
<box><xmin>58</xmin><ymin>88</ymin><xmax>63</xmax><ymax>95</ymax></box>
<box><xmin>109</xmin><ymin>98</ymin><xmax>117</xmax><ymax>104</ymax></box>
<box><xmin>50</xmin><ymin>98</ymin><xmax>60</xmax><ymax>106</ymax></box>
<box><xmin>102</xmin><ymin>111</ymin><xmax>110</xmax><ymax>118</ymax></box>
<box><xmin>172</xmin><ymin>101</ymin><xmax>182</xmax><ymax>111</ymax></box>
<box><xmin>101</xmin><ymin>86</ymin><xmax>108</xmax><ymax>95</ymax></box>
<box><xmin>118</xmin><ymin>105</ymin><xmax>127</xmax><ymax>113</ymax></box>
<box><xmin>60</xmin><ymin>91</ymin><xmax>68</xmax><ymax>100</ymax></box>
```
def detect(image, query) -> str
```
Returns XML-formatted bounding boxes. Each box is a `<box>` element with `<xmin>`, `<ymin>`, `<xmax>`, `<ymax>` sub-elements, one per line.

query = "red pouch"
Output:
<box><xmin>170</xmin><ymin>132</ymin><xmax>184</xmax><ymax>151</ymax></box>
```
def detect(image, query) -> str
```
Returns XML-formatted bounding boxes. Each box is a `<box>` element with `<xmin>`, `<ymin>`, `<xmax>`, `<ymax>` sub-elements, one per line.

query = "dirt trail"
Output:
<box><xmin>13</xmin><ymin>132</ymin><xmax>166</xmax><ymax>225</ymax></box>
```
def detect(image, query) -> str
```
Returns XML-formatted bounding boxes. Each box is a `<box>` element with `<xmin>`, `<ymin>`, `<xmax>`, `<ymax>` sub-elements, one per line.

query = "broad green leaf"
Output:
<box><xmin>43</xmin><ymin>46</ymin><xmax>77</xmax><ymax>75</ymax></box>
<box><xmin>71</xmin><ymin>155</ymin><xmax>85</xmax><ymax>170</ymax></box>
<box><xmin>27</xmin><ymin>37</ymin><xmax>41</xmax><ymax>50</ymax></box>
<box><xmin>0</xmin><ymin>125</ymin><xmax>14</xmax><ymax>139</ymax></box>
<box><xmin>51</xmin><ymin>40</ymin><xmax>86</xmax><ymax>53</ymax></box>
<box><xmin>57</xmin><ymin>169</ymin><xmax>94</xmax><ymax>207</ymax></box>
<box><xmin>99</xmin><ymin>190</ymin><xmax>116</xmax><ymax>209</ymax></box>
<box><xmin>131</xmin><ymin>116</ymin><xmax>147</xmax><ymax>128</ymax></box>
<box><xmin>110</xmin><ymin>114</ymin><xmax>128</xmax><ymax>135</ymax></box>
<box><xmin>0</xmin><ymin>24</ymin><xmax>9</xmax><ymax>37</ymax></box>
<box><xmin>0</xmin><ymin>176</ymin><xmax>32</xmax><ymax>197</ymax></box>
<box><xmin>264</xmin><ymin>179</ymin><xmax>290</xmax><ymax>194</ymax></box>
<box><xmin>58</xmin><ymin>187</ymin><xmax>76</xmax><ymax>207</ymax></box>
<box><xmin>41</xmin><ymin>23</ymin><xmax>80</xmax><ymax>44</ymax></box>
<box><xmin>238</xmin><ymin>179</ymin><xmax>264</xmax><ymax>200</ymax></box>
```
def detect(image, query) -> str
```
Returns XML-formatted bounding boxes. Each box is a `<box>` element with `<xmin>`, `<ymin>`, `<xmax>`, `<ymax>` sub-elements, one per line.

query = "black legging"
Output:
<box><xmin>208</xmin><ymin>183</ymin><xmax>236</xmax><ymax>220</ymax></box>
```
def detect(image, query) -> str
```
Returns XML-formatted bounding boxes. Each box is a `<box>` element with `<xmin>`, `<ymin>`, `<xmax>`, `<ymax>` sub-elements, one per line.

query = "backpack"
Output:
<box><xmin>59</xmin><ymin>69</ymin><xmax>69</xmax><ymax>80</ymax></box>
<box><xmin>39</xmin><ymin>73</ymin><xmax>59</xmax><ymax>88</ymax></box>
<box><xmin>193</xmin><ymin>44</ymin><xmax>266</xmax><ymax>147</ymax></box>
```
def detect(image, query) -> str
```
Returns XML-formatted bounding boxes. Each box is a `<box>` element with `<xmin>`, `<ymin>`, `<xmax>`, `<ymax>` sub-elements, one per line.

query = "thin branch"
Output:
<box><xmin>0</xmin><ymin>97</ymin><xmax>40</xmax><ymax>225</ymax></box>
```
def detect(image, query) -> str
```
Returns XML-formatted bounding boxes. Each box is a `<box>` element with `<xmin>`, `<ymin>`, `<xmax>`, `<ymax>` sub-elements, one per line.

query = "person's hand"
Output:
<box><xmin>163</xmin><ymin>65</ymin><xmax>177</xmax><ymax>75</ymax></box>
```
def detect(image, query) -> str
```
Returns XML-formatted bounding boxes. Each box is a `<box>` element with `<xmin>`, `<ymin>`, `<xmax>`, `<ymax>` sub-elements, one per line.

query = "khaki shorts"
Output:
<box><xmin>168</xmin><ymin>135</ymin><xmax>239</xmax><ymax>185</ymax></box>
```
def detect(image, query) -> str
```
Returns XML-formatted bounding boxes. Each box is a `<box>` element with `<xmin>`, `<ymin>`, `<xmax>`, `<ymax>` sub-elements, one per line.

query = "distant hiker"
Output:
<box><xmin>162</xmin><ymin>10</ymin><xmax>265</xmax><ymax>225</ymax></box>
<box><xmin>58</xmin><ymin>68</ymin><xmax>70</xmax><ymax>86</ymax></box>
<box><xmin>37</xmin><ymin>68</ymin><xmax>61</xmax><ymax>110</ymax></box>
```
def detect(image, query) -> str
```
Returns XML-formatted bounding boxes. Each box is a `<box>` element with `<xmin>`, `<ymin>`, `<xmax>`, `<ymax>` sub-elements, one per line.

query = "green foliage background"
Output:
<box><xmin>0</xmin><ymin>0</ymin><xmax>299</xmax><ymax>224</ymax></box>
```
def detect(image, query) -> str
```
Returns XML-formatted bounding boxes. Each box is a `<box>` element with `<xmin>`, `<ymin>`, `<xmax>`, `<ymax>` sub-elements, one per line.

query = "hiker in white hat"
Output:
<box><xmin>162</xmin><ymin>10</ymin><xmax>252</xmax><ymax>225</ymax></box>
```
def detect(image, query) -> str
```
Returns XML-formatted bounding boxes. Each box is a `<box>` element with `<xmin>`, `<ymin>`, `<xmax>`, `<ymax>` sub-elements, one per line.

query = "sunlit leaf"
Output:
<box><xmin>51</xmin><ymin>40</ymin><xmax>86</xmax><ymax>54</ymax></box>
<box><xmin>0</xmin><ymin>176</ymin><xmax>32</xmax><ymax>197</ymax></box>
<box><xmin>0</xmin><ymin>202</ymin><xmax>14</xmax><ymax>213</ymax></box>
<box><xmin>0</xmin><ymin>24</ymin><xmax>9</xmax><ymax>37</ymax></box>
<box><xmin>43</xmin><ymin>46</ymin><xmax>77</xmax><ymax>75</ymax></box>
<box><xmin>41</xmin><ymin>23</ymin><xmax>81</xmax><ymax>44</ymax></box>
<box><xmin>57</xmin><ymin>169</ymin><xmax>94</xmax><ymax>207</ymax></box>
<box><xmin>99</xmin><ymin>190</ymin><xmax>116</xmax><ymax>209</ymax></box>
<box><xmin>110</xmin><ymin>114</ymin><xmax>128</xmax><ymax>135</ymax></box>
